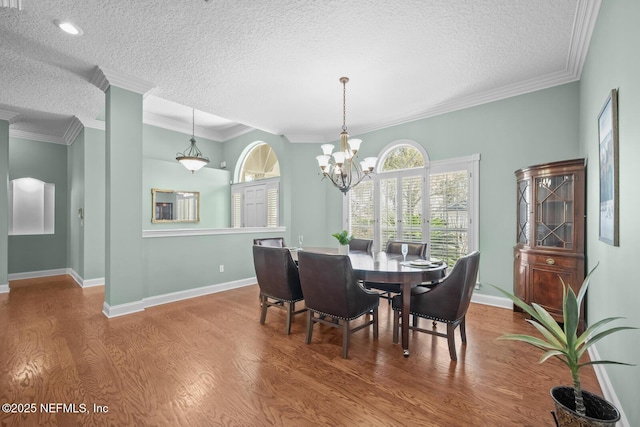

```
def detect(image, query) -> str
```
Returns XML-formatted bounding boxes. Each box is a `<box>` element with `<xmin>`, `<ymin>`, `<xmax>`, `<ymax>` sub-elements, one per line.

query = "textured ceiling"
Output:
<box><xmin>0</xmin><ymin>0</ymin><xmax>600</xmax><ymax>144</ymax></box>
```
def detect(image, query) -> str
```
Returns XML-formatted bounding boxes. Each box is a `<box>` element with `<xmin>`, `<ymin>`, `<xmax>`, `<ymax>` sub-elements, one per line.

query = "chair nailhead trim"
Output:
<box><xmin>309</xmin><ymin>307</ymin><xmax>377</xmax><ymax>321</ymax></box>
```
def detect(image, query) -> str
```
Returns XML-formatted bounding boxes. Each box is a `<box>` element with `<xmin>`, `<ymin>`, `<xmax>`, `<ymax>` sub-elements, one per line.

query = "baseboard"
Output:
<box><xmin>471</xmin><ymin>292</ymin><xmax>512</xmax><ymax>309</ymax></box>
<box><xmin>68</xmin><ymin>269</ymin><xmax>104</xmax><ymax>288</ymax></box>
<box><xmin>82</xmin><ymin>277</ymin><xmax>105</xmax><ymax>288</ymax></box>
<box><xmin>143</xmin><ymin>277</ymin><xmax>256</xmax><ymax>309</ymax></box>
<box><xmin>0</xmin><ymin>283</ymin><xmax>9</xmax><ymax>294</ymax></box>
<box><xmin>8</xmin><ymin>268</ymin><xmax>69</xmax><ymax>281</ymax></box>
<box><xmin>102</xmin><ymin>300</ymin><xmax>146</xmax><ymax>318</ymax></box>
<box><xmin>588</xmin><ymin>345</ymin><xmax>629</xmax><ymax>427</ymax></box>
<box><xmin>68</xmin><ymin>269</ymin><xmax>84</xmax><ymax>287</ymax></box>
<box><xmin>10</xmin><ymin>268</ymin><xmax>104</xmax><ymax>289</ymax></box>
<box><xmin>101</xmin><ymin>277</ymin><xmax>257</xmax><ymax>318</ymax></box>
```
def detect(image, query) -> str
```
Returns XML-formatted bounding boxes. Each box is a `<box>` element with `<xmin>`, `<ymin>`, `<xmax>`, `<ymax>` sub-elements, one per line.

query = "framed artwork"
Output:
<box><xmin>598</xmin><ymin>89</ymin><xmax>619</xmax><ymax>246</ymax></box>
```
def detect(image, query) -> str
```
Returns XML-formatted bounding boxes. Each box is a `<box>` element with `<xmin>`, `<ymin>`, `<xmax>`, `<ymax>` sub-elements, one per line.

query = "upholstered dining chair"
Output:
<box><xmin>253</xmin><ymin>237</ymin><xmax>286</xmax><ymax>247</ymax></box>
<box><xmin>252</xmin><ymin>245</ymin><xmax>306</xmax><ymax>334</ymax></box>
<box><xmin>365</xmin><ymin>241</ymin><xmax>428</xmax><ymax>303</ymax></box>
<box><xmin>391</xmin><ymin>251</ymin><xmax>480</xmax><ymax>361</ymax></box>
<box><xmin>297</xmin><ymin>251</ymin><xmax>380</xmax><ymax>358</ymax></box>
<box><xmin>348</xmin><ymin>238</ymin><xmax>373</xmax><ymax>254</ymax></box>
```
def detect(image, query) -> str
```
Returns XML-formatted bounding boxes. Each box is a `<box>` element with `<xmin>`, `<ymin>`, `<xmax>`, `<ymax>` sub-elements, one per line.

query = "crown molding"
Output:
<box><xmin>283</xmin><ymin>134</ymin><xmax>328</xmax><ymax>144</ymax></box>
<box><xmin>9</xmin><ymin>129</ymin><xmax>66</xmax><ymax>145</ymax></box>
<box><xmin>76</xmin><ymin>116</ymin><xmax>106</xmax><ymax>131</ymax></box>
<box><xmin>64</xmin><ymin>117</ymin><xmax>84</xmax><ymax>144</ymax></box>
<box><xmin>91</xmin><ymin>66</ymin><xmax>155</xmax><ymax>95</ymax></box>
<box><xmin>567</xmin><ymin>0</ymin><xmax>602</xmax><ymax>77</ymax></box>
<box><xmin>0</xmin><ymin>109</ymin><xmax>19</xmax><ymax>122</ymax></box>
<box><xmin>217</xmin><ymin>124</ymin><xmax>254</xmax><ymax>141</ymax></box>
<box><xmin>143</xmin><ymin>111</ymin><xmax>222</xmax><ymax>142</ymax></box>
<box><xmin>142</xmin><ymin>110</ymin><xmax>254</xmax><ymax>142</ymax></box>
<box><xmin>0</xmin><ymin>0</ymin><xmax>22</xmax><ymax>10</ymax></box>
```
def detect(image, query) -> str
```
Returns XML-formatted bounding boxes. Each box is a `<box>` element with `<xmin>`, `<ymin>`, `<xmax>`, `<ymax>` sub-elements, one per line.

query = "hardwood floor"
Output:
<box><xmin>0</xmin><ymin>275</ymin><xmax>601</xmax><ymax>426</ymax></box>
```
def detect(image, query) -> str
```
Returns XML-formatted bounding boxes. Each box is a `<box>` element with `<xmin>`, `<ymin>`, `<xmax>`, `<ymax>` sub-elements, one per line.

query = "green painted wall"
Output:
<box><xmin>104</xmin><ymin>86</ymin><xmax>144</xmax><ymax>306</ymax></box>
<box><xmin>142</xmin><ymin>124</ymin><xmax>229</xmax><ymax>229</ymax></box>
<box><xmin>0</xmin><ymin>120</ymin><xmax>8</xmax><ymax>287</ymax></box>
<box><xmin>83</xmin><ymin>128</ymin><xmax>106</xmax><ymax>281</ymax></box>
<box><xmin>67</xmin><ymin>130</ymin><xmax>84</xmax><ymax>277</ymax></box>
<box><xmin>8</xmin><ymin>137</ymin><xmax>68</xmax><ymax>274</ymax></box>
<box><xmin>579</xmin><ymin>1</ymin><xmax>640</xmax><ymax>424</ymax></box>
<box><xmin>143</xmin><ymin>124</ymin><xmax>223</xmax><ymax>166</ymax></box>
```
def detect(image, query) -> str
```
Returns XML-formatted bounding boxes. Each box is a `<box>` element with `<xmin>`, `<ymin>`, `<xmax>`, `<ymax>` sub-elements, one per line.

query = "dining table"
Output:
<box><xmin>291</xmin><ymin>247</ymin><xmax>447</xmax><ymax>357</ymax></box>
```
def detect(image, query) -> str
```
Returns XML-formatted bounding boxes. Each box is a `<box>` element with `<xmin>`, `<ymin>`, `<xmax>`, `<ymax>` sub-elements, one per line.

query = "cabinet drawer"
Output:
<box><xmin>526</xmin><ymin>253</ymin><xmax>580</xmax><ymax>269</ymax></box>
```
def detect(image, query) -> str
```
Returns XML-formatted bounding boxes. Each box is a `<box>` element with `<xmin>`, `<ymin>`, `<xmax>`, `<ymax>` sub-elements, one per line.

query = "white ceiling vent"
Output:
<box><xmin>1</xmin><ymin>0</ymin><xmax>22</xmax><ymax>10</ymax></box>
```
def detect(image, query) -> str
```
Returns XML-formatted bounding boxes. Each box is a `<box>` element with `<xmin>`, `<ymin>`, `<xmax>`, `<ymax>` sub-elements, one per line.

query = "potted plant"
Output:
<box><xmin>493</xmin><ymin>265</ymin><xmax>636</xmax><ymax>427</ymax></box>
<box><xmin>332</xmin><ymin>230</ymin><xmax>352</xmax><ymax>255</ymax></box>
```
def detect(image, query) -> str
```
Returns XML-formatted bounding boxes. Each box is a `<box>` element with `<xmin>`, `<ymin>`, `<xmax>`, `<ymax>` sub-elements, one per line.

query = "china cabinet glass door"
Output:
<box><xmin>535</xmin><ymin>175</ymin><xmax>574</xmax><ymax>249</ymax></box>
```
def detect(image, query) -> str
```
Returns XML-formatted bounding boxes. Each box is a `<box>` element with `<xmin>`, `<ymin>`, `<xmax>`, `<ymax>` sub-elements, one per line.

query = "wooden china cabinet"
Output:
<box><xmin>513</xmin><ymin>158</ymin><xmax>586</xmax><ymax>330</ymax></box>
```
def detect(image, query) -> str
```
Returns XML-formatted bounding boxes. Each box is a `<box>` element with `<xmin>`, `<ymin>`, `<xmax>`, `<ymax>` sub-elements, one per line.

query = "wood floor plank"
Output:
<box><xmin>0</xmin><ymin>275</ymin><xmax>601</xmax><ymax>426</ymax></box>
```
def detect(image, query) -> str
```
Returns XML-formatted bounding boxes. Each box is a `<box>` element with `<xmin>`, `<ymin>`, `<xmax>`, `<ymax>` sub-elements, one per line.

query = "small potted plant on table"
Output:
<box><xmin>493</xmin><ymin>265</ymin><xmax>636</xmax><ymax>427</ymax></box>
<box><xmin>332</xmin><ymin>230</ymin><xmax>352</xmax><ymax>255</ymax></box>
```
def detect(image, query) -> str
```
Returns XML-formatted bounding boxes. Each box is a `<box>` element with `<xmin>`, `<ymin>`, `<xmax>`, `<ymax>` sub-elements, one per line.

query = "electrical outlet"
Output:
<box><xmin>219</xmin><ymin>265</ymin><xmax>224</xmax><ymax>273</ymax></box>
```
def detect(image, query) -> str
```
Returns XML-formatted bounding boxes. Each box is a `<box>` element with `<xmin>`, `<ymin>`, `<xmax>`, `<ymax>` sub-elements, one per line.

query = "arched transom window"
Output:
<box><xmin>240</xmin><ymin>143</ymin><xmax>280</xmax><ymax>182</ymax></box>
<box><xmin>380</xmin><ymin>145</ymin><xmax>425</xmax><ymax>171</ymax></box>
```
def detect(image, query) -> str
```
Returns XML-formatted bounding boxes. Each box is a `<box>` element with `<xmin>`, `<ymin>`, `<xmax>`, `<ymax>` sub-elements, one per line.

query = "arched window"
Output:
<box><xmin>232</xmin><ymin>142</ymin><xmax>280</xmax><ymax>228</ymax></box>
<box><xmin>239</xmin><ymin>143</ymin><xmax>280</xmax><ymax>182</ymax></box>
<box><xmin>380</xmin><ymin>144</ymin><xmax>425</xmax><ymax>171</ymax></box>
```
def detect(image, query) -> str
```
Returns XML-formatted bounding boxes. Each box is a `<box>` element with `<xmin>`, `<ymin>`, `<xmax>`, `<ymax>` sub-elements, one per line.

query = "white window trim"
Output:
<box><xmin>429</xmin><ymin>153</ymin><xmax>480</xmax><ymax>254</ymax></box>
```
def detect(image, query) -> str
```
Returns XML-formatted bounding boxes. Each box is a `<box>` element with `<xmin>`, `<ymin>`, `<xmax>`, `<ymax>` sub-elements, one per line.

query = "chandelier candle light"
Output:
<box><xmin>176</xmin><ymin>108</ymin><xmax>210</xmax><ymax>173</ymax></box>
<box><xmin>316</xmin><ymin>77</ymin><xmax>377</xmax><ymax>194</ymax></box>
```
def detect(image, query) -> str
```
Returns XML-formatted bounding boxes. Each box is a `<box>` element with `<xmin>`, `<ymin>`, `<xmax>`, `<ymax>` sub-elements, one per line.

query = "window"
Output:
<box><xmin>347</xmin><ymin>141</ymin><xmax>479</xmax><ymax>267</ymax></box>
<box><xmin>239</xmin><ymin>142</ymin><xmax>279</xmax><ymax>182</ymax></box>
<box><xmin>231</xmin><ymin>143</ymin><xmax>280</xmax><ymax>228</ymax></box>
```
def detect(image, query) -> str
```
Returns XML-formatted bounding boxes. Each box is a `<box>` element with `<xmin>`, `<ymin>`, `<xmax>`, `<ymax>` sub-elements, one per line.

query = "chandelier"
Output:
<box><xmin>316</xmin><ymin>77</ymin><xmax>377</xmax><ymax>194</ymax></box>
<box><xmin>176</xmin><ymin>108</ymin><xmax>210</xmax><ymax>173</ymax></box>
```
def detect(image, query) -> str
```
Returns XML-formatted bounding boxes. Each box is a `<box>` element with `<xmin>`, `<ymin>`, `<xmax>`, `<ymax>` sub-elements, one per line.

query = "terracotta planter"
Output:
<box><xmin>551</xmin><ymin>386</ymin><xmax>620</xmax><ymax>427</ymax></box>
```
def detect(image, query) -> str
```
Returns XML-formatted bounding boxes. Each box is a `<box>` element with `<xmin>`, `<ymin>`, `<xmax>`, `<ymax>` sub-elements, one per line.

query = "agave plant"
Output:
<box><xmin>332</xmin><ymin>230</ymin><xmax>352</xmax><ymax>246</ymax></box>
<box><xmin>493</xmin><ymin>264</ymin><xmax>636</xmax><ymax>416</ymax></box>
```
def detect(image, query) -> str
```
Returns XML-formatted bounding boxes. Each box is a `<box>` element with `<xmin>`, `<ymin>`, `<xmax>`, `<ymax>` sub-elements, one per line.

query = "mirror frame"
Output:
<box><xmin>151</xmin><ymin>188</ymin><xmax>200</xmax><ymax>223</ymax></box>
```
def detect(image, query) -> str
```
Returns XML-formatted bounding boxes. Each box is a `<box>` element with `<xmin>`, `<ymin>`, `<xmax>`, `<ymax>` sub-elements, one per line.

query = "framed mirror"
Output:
<box><xmin>151</xmin><ymin>188</ymin><xmax>200</xmax><ymax>223</ymax></box>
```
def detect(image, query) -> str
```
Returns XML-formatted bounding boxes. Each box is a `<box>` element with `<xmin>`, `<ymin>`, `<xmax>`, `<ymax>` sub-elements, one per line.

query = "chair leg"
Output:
<box><xmin>459</xmin><ymin>316</ymin><xmax>467</xmax><ymax>343</ymax></box>
<box><xmin>285</xmin><ymin>302</ymin><xmax>293</xmax><ymax>335</ymax></box>
<box><xmin>412</xmin><ymin>315</ymin><xmax>418</xmax><ymax>328</ymax></box>
<box><xmin>305</xmin><ymin>311</ymin><xmax>314</xmax><ymax>344</ymax></box>
<box><xmin>392</xmin><ymin>310</ymin><xmax>399</xmax><ymax>344</ymax></box>
<box><xmin>342</xmin><ymin>320</ymin><xmax>350</xmax><ymax>359</ymax></box>
<box><xmin>259</xmin><ymin>295</ymin><xmax>268</xmax><ymax>325</ymax></box>
<box><xmin>447</xmin><ymin>323</ymin><xmax>457</xmax><ymax>361</ymax></box>
<box><xmin>372</xmin><ymin>307</ymin><xmax>379</xmax><ymax>339</ymax></box>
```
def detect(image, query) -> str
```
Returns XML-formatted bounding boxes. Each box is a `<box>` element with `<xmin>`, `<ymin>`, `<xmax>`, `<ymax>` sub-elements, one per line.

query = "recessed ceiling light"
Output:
<box><xmin>54</xmin><ymin>19</ymin><xmax>83</xmax><ymax>36</ymax></box>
